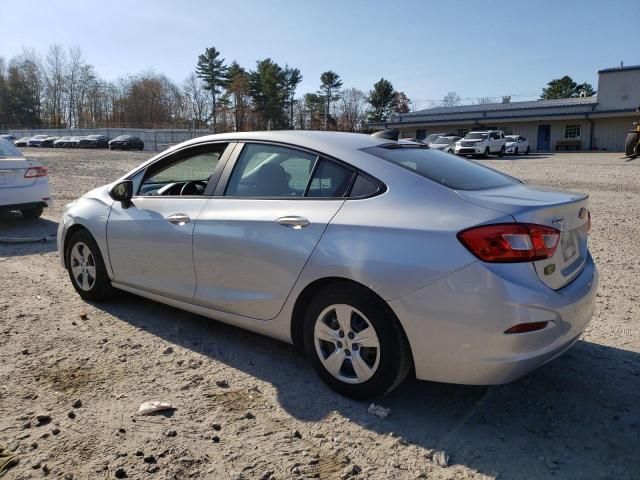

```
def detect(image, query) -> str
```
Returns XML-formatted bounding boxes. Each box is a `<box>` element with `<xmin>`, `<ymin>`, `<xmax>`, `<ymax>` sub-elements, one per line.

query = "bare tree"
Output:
<box><xmin>337</xmin><ymin>88</ymin><xmax>368</xmax><ymax>132</ymax></box>
<box><xmin>66</xmin><ymin>46</ymin><xmax>85</xmax><ymax>127</ymax></box>
<box><xmin>441</xmin><ymin>91</ymin><xmax>461</xmax><ymax>107</ymax></box>
<box><xmin>475</xmin><ymin>96</ymin><xmax>494</xmax><ymax>105</ymax></box>
<box><xmin>43</xmin><ymin>45</ymin><xmax>67</xmax><ymax>126</ymax></box>
<box><xmin>183</xmin><ymin>73</ymin><xmax>211</xmax><ymax>129</ymax></box>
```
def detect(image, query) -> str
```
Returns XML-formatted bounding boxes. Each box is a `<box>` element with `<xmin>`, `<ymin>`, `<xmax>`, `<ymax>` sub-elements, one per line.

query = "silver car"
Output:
<box><xmin>58</xmin><ymin>131</ymin><xmax>598</xmax><ymax>399</ymax></box>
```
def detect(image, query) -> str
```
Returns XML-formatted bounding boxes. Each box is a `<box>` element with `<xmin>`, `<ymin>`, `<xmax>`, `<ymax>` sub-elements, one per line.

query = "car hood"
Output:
<box><xmin>506</xmin><ymin>141</ymin><xmax>516</xmax><ymax>146</ymax></box>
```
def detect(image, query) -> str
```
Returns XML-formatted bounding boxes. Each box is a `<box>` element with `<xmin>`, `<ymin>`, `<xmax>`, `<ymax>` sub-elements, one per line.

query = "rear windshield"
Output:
<box><xmin>0</xmin><ymin>139</ymin><xmax>23</xmax><ymax>157</ymax></box>
<box><xmin>362</xmin><ymin>145</ymin><xmax>516</xmax><ymax>190</ymax></box>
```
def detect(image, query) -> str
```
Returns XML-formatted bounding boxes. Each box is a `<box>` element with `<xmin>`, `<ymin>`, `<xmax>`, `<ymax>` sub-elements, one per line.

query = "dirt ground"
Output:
<box><xmin>1</xmin><ymin>148</ymin><xmax>638</xmax><ymax>480</ymax></box>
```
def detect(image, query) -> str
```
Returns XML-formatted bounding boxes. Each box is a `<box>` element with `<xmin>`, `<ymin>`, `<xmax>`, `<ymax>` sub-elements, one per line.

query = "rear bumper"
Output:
<box><xmin>0</xmin><ymin>179</ymin><xmax>52</xmax><ymax>209</ymax></box>
<box><xmin>389</xmin><ymin>254</ymin><xmax>598</xmax><ymax>385</ymax></box>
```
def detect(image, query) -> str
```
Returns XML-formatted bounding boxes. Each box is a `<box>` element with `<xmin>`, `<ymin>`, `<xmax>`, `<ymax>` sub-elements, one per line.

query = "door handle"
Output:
<box><xmin>276</xmin><ymin>216</ymin><xmax>310</xmax><ymax>229</ymax></box>
<box><xmin>167</xmin><ymin>213</ymin><xmax>191</xmax><ymax>225</ymax></box>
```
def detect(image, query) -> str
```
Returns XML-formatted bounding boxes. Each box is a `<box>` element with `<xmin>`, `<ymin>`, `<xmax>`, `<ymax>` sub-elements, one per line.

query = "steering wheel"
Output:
<box><xmin>180</xmin><ymin>180</ymin><xmax>207</xmax><ymax>196</ymax></box>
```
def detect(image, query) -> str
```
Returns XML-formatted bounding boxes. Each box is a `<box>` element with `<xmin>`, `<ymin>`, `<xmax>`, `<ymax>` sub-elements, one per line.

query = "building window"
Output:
<box><xmin>565</xmin><ymin>124</ymin><xmax>581</xmax><ymax>139</ymax></box>
<box><xmin>500</xmin><ymin>126</ymin><xmax>513</xmax><ymax>135</ymax></box>
<box><xmin>457</xmin><ymin>128</ymin><xmax>470</xmax><ymax>137</ymax></box>
<box><xmin>401</xmin><ymin>130</ymin><xmax>414</xmax><ymax>139</ymax></box>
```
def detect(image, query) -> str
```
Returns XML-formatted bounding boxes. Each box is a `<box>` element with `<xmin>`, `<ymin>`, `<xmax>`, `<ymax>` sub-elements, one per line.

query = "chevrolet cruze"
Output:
<box><xmin>58</xmin><ymin>131</ymin><xmax>598</xmax><ymax>399</ymax></box>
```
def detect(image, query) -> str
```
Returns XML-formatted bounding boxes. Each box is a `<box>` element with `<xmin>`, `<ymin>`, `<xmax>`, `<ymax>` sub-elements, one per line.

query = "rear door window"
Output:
<box><xmin>362</xmin><ymin>145</ymin><xmax>516</xmax><ymax>190</ymax></box>
<box><xmin>307</xmin><ymin>159</ymin><xmax>355</xmax><ymax>198</ymax></box>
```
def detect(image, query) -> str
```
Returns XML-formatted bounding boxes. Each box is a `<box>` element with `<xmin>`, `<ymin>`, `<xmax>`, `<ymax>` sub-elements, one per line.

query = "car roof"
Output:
<box><xmin>174</xmin><ymin>131</ymin><xmax>388</xmax><ymax>159</ymax></box>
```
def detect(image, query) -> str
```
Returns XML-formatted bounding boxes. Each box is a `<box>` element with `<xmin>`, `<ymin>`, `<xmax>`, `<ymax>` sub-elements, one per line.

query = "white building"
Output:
<box><xmin>371</xmin><ymin>65</ymin><xmax>640</xmax><ymax>152</ymax></box>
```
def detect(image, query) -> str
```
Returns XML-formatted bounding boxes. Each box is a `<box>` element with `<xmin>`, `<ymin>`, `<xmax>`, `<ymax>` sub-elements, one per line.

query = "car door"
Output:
<box><xmin>107</xmin><ymin>142</ymin><xmax>233</xmax><ymax>302</ymax></box>
<box><xmin>192</xmin><ymin>142</ymin><xmax>355</xmax><ymax>320</ymax></box>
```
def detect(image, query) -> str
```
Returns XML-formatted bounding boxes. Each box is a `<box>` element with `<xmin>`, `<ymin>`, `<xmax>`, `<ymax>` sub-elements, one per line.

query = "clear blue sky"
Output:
<box><xmin>2</xmin><ymin>0</ymin><xmax>638</xmax><ymax>108</ymax></box>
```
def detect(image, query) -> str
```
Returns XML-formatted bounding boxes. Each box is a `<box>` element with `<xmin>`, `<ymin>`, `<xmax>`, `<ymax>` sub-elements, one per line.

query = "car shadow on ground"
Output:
<box><xmin>0</xmin><ymin>212</ymin><xmax>58</xmax><ymax>257</ymax></box>
<box><xmin>94</xmin><ymin>292</ymin><xmax>640</xmax><ymax>479</ymax></box>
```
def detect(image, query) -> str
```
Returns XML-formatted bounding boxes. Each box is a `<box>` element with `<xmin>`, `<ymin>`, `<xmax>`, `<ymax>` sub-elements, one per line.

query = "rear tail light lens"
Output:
<box><xmin>458</xmin><ymin>223</ymin><xmax>560</xmax><ymax>263</ymax></box>
<box><xmin>24</xmin><ymin>166</ymin><xmax>48</xmax><ymax>178</ymax></box>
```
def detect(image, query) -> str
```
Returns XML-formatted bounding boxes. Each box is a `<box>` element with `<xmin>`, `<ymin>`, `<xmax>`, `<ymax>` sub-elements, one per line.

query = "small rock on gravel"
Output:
<box><xmin>143</xmin><ymin>455</ymin><xmax>156</xmax><ymax>464</ymax></box>
<box><xmin>244</xmin><ymin>411</ymin><xmax>255</xmax><ymax>419</ymax></box>
<box><xmin>114</xmin><ymin>467</ymin><xmax>128</xmax><ymax>478</ymax></box>
<box><xmin>72</xmin><ymin>399</ymin><xmax>82</xmax><ymax>408</ymax></box>
<box><xmin>367</xmin><ymin>403</ymin><xmax>391</xmax><ymax>418</ymax></box>
<box><xmin>292</xmin><ymin>429</ymin><xmax>302</xmax><ymax>439</ymax></box>
<box><xmin>215</xmin><ymin>379</ymin><xmax>229</xmax><ymax>388</ymax></box>
<box><xmin>35</xmin><ymin>414</ymin><xmax>51</xmax><ymax>426</ymax></box>
<box><xmin>162</xmin><ymin>346</ymin><xmax>173</xmax><ymax>354</ymax></box>
<box><xmin>432</xmin><ymin>450</ymin><xmax>449</xmax><ymax>468</ymax></box>
<box><xmin>165</xmin><ymin>429</ymin><xmax>177</xmax><ymax>437</ymax></box>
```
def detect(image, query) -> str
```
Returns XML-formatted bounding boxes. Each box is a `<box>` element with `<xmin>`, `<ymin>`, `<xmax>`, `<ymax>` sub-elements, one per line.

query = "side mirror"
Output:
<box><xmin>109</xmin><ymin>180</ymin><xmax>133</xmax><ymax>208</ymax></box>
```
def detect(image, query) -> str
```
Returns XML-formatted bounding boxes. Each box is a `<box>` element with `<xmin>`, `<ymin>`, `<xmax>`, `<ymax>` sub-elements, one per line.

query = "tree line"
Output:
<box><xmin>0</xmin><ymin>45</ymin><xmax>410</xmax><ymax>131</ymax></box>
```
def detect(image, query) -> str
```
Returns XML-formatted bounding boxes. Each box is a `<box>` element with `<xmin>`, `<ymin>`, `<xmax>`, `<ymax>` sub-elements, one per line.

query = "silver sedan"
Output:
<box><xmin>58</xmin><ymin>131</ymin><xmax>598</xmax><ymax>399</ymax></box>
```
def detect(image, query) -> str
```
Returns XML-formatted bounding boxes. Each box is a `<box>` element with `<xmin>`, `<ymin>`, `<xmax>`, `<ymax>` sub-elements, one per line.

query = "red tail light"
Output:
<box><xmin>24</xmin><ymin>166</ymin><xmax>48</xmax><ymax>178</ymax></box>
<box><xmin>457</xmin><ymin>223</ymin><xmax>560</xmax><ymax>263</ymax></box>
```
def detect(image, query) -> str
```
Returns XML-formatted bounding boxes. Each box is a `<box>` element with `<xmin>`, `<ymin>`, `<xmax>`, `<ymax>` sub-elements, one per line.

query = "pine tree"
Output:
<box><xmin>196</xmin><ymin>47</ymin><xmax>228</xmax><ymax>132</ymax></box>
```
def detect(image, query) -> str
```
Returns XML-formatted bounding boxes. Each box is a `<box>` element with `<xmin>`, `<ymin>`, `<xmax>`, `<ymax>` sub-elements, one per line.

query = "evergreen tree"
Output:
<box><xmin>367</xmin><ymin>78</ymin><xmax>395</xmax><ymax>122</ymax></box>
<box><xmin>319</xmin><ymin>71</ymin><xmax>342</xmax><ymax>130</ymax></box>
<box><xmin>196</xmin><ymin>47</ymin><xmax>228</xmax><ymax>132</ymax></box>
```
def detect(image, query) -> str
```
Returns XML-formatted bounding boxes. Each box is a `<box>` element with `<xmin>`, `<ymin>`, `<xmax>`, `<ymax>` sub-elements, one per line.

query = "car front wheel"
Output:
<box><xmin>303</xmin><ymin>283</ymin><xmax>412</xmax><ymax>399</ymax></box>
<box><xmin>66</xmin><ymin>230</ymin><xmax>114</xmax><ymax>301</ymax></box>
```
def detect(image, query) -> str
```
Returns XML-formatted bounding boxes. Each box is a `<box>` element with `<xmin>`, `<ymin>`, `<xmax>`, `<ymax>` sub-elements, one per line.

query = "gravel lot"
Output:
<box><xmin>1</xmin><ymin>148</ymin><xmax>639</xmax><ymax>480</ymax></box>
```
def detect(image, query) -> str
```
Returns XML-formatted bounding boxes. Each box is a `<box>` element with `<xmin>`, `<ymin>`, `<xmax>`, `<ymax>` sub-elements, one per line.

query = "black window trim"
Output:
<box><xmin>214</xmin><ymin>140</ymin><xmax>385</xmax><ymax>201</ymax></box>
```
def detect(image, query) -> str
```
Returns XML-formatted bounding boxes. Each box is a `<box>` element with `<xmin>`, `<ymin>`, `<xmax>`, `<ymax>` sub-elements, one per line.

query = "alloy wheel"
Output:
<box><xmin>70</xmin><ymin>242</ymin><xmax>97</xmax><ymax>291</ymax></box>
<box><xmin>313</xmin><ymin>304</ymin><xmax>381</xmax><ymax>384</ymax></box>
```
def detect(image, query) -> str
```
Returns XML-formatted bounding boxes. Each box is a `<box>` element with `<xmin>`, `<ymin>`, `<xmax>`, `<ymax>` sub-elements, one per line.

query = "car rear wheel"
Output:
<box><xmin>525</xmin><ymin>146</ymin><xmax>530</xmax><ymax>155</ymax></box>
<box><xmin>303</xmin><ymin>283</ymin><xmax>412</xmax><ymax>399</ymax></box>
<box><xmin>498</xmin><ymin>146</ymin><xmax>505</xmax><ymax>157</ymax></box>
<box><xmin>66</xmin><ymin>230</ymin><xmax>114</xmax><ymax>301</ymax></box>
<box><xmin>20</xmin><ymin>206</ymin><xmax>43</xmax><ymax>219</ymax></box>
<box><xmin>483</xmin><ymin>147</ymin><xmax>490</xmax><ymax>158</ymax></box>
<box><xmin>514</xmin><ymin>147</ymin><xmax>519</xmax><ymax>155</ymax></box>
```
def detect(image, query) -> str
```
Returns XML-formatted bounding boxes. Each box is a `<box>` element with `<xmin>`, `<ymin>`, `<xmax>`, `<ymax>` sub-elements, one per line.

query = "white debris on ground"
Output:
<box><xmin>138</xmin><ymin>401</ymin><xmax>176</xmax><ymax>416</ymax></box>
<box><xmin>367</xmin><ymin>403</ymin><xmax>392</xmax><ymax>419</ymax></box>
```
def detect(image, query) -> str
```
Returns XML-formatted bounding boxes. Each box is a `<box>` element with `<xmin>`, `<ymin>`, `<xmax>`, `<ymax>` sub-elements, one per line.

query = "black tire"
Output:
<box><xmin>483</xmin><ymin>147</ymin><xmax>490</xmax><ymax>158</ymax></box>
<box><xmin>497</xmin><ymin>145</ymin><xmax>505</xmax><ymax>157</ymax></box>
<box><xmin>20</xmin><ymin>206</ymin><xmax>43</xmax><ymax>219</ymax></box>
<box><xmin>525</xmin><ymin>146</ymin><xmax>530</xmax><ymax>155</ymax></box>
<box><xmin>625</xmin><ymin>131</ymin><xmax>640</xmax><ymax>157</ymax></box>
<box><xmin>65</xmin><ymin>229</ymin><xmax>114</xmax><ymax>301</ymax></box>
<box><xmin>302</xmin><ymin>282</ymin><xmax>412</xmax><ymax>400</ymax></box>
<box><xmin>514</xmin><ymin>147</ymin><xmax>519</xmax><ymax>155</ymax></box>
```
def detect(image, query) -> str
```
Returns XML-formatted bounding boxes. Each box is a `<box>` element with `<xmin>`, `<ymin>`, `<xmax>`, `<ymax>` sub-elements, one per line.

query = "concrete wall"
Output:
<box><xmin>5</xmin><ymin>128</ymin><xmax>212</xmax><ymax>151</ymax></box>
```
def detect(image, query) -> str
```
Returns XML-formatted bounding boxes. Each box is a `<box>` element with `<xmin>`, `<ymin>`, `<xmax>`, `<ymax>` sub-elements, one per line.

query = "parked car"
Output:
<box><xmin>58</xmin><ymin>131</ymin><xmax>597</xmax><ymax>399</ymax></box>
<box><xmin>54</xmin><ymin>136</ymin><xmax>73</xmax><ymax>148</ymax></box>
<box><xmin>455</xmin><ymin>130</ymin><xmax>506</xmax><ymax>157</ymax></box>
<box><xmin>109</xmin><ymin>135</ymin><xmax>144</xmax><ymax>151</ymax></box>
<box><xmin>428</xmin><ymin>135</ymin><xmax>461</xmax><ymax>153</ymax></box>
<box><xmin>14</xmin><ymin>137</ymin><xmax>31</xmax><ymax>147</ymax></box>
<box><xmin>41</xmin><ymin>136</ymin><xmax>59</xmax><ymax>148</ymax></box>
<box><xmin>78</xmin><ymin>135</ymin><xmax>109</xmax><ymax>149</ymax></box>
<box><xmin>67</xmin><ymin>136</ymin><xmax>86</xmax><ymax>148</ymax></box>
<box><xmin>0</xmin><ymin>134</ymin><xmax>17</xmax><ymax>143</ymax></box>
<box><xmin>505</xmin><ymin>135</ymin><xmax>531</xmax><ymax>155</ymax></box>
<box><xmin>0</xmin><ymin>139</ymin><xmax>51</xmax><ymax>219</ymax></box>
<box><xmin>27</xmin><ymin>135</ymin><xmax>52</xmax><ymax>147</ymax></box>
<box><xmin>424</xmin><ymin>132</ymin><xmax>457</xmax><ymax>145</ymax></box>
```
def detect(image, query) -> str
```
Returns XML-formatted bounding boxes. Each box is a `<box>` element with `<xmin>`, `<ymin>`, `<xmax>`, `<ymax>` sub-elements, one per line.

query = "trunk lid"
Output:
<box><xmin>457</xmin><ymin>184</ymin><xmax>590</xmax><ymax>290</ymax></box>
<box><xmin>0</xmin><ymin>158</ymin><xmax>39</xmax><ymax>188</ymax></box>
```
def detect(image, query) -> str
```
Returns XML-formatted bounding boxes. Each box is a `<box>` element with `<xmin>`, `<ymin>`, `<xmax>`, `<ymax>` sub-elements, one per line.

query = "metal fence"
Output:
<box><xmin>2</xmin><ymin>127</ymin><xmax>213</xmax><ymax>151</ymax></box>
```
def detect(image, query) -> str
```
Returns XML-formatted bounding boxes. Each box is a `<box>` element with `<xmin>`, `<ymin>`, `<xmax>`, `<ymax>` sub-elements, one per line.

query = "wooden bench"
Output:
<box><xmin>555</xmin><ymin>139</ymin><xmax>581</xmax><ymax>151</ymax></box>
